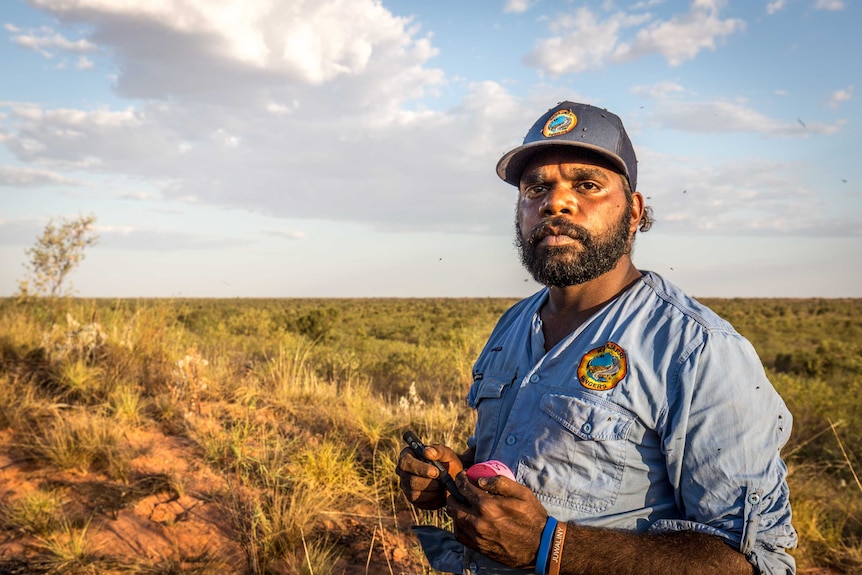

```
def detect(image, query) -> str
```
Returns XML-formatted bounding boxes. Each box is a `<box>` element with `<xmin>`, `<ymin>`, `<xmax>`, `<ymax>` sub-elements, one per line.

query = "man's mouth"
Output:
<box><xmin>539</xmin><ymin>234</ymin><xmax>578</xmax><ymax>247</ymax></box>
<box><xmin>531</xmin><ymin>220</ymin><xmax>588</xmax><ymax>248</ymax></box>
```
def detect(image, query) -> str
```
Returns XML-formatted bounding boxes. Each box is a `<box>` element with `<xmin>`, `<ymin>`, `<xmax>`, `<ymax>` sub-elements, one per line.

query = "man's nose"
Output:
<box><xmin>541</xmin><ymin>186</ymin><xmax>575</xmax><ymax>216</ymax></box>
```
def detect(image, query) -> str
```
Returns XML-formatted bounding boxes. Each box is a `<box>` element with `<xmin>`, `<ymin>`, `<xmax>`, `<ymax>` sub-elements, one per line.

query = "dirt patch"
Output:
<box><xmin>0</xmin><ymin>425</ymin><xmax>429</xmax><ymax>574</ymax></box>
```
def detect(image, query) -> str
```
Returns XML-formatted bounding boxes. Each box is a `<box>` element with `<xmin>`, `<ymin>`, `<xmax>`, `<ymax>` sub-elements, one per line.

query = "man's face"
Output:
<box><xmin>515</xmin><ymin>150</ymin><xmax>639</xmax><ymax>288</ymax></box>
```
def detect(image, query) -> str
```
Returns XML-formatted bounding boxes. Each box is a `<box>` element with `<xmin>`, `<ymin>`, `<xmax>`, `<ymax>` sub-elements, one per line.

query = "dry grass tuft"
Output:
<box><xmin>29</xmin><ymin>515</ymin><xmax>99</xmax><ymax>575</ymax></box>
<box><xmin>0</xmin><ymin>489</ymin><xmax>65</xmax><ymax>536</ymax></box>
<box><xmin>18</xmin><ymin>409</ymin><xmax>133</xmax><ymax>480</ymax></box>
<box><xmin>789</xmin><ymin>463</ymin><xmax>862</xmax><ymax>572</ymax></box>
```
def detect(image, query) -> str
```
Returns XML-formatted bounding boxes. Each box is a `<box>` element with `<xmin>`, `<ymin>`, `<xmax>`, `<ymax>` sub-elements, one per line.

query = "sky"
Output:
<box><xmin>0</xmin><ymin>0</ymin><xmax>860</xmax><ymax>298</ymax></box>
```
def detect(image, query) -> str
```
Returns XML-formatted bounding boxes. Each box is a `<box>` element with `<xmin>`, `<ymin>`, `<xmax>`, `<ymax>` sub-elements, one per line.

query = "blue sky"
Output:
<box><xmin>1</xmin><ymin>0</ymin><xmax>859</xmax><ymax>298</ymax></box>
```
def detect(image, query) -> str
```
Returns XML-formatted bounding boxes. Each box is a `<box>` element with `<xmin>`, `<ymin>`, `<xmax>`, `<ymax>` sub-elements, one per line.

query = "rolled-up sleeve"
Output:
<box><xmin>656</xmin><ymin>329</ymin><xmax>798</xmax><ymax>574</ymax></box>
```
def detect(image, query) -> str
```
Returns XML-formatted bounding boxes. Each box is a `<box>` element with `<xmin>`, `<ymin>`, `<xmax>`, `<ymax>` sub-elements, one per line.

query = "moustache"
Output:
<box><xmin>527</xmin><ymin>217</ymin><xmax>591</xmax><ymax>247</ymax></box>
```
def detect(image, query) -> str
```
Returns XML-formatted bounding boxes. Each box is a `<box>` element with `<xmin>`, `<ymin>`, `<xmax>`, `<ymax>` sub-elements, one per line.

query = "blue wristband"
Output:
<box><xmin>535</xmin><ymin>516</ymin><xmax>557</xmax><ymax>575</ymax></box>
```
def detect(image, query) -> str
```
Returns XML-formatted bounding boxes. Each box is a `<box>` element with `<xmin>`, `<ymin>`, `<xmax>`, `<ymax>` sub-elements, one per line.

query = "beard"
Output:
<box><xmin>515</xmin><ymin>204</ymin><xmax>633</xmax><ymax>288</ymax></box>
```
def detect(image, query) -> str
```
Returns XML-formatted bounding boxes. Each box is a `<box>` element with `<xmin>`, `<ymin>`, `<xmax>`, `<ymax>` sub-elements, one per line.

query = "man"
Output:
<box><xmin>396</xmin><ymin>102</ymin><xmax>797</xmax><ymax>575</ymax></box>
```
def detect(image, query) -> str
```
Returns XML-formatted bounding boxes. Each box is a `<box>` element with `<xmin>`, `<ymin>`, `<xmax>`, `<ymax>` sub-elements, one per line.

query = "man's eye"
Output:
<box><xmin>579</xmin><ymin>182</ymin><xmax>599</xmax><ymax>191</ymax></box>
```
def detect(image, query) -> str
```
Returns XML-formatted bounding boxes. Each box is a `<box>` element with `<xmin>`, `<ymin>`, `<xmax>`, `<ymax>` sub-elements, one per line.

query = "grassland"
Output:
<box><xmin>0</xmin><ymin>296</ymin><xmax>859</xmax><ymax>574</ymax></box>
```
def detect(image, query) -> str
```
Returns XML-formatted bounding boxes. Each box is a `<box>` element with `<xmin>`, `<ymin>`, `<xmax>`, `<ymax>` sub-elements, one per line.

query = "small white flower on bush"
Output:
<box><xmin>171</xmin><ymin>350</ymin><xmax>210</xmax><ymax>416</ymax></box>
<box><xmin>398</xmin><ymin>381</ymin><xmax>425</xmax><ymax>412</ymax></box>
<box><xmin>41</xmin><ymin>313</ymin><xmax>107</xmax><ymax>362</ymax></box>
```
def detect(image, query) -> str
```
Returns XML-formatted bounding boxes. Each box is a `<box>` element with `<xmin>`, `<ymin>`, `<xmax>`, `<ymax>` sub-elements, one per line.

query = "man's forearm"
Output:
<box><xmin>555</xmin><ymin>524</ymin><xmax>754</xmax><ymax>575</ymax></box>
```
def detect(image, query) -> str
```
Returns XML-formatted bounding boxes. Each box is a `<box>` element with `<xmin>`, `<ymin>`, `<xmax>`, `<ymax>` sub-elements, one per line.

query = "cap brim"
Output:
<box><xmin>496</xmin><ymin>140</ymin><xmax>631</xmax><ymax>187</ymax></box>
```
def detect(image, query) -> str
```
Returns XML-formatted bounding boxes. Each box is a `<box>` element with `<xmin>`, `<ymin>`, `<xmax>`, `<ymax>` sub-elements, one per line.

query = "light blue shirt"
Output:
<box><xmin>449</xmin><ymin>271</ymin><xmax>797</xmax><ymax>574</ymax></box>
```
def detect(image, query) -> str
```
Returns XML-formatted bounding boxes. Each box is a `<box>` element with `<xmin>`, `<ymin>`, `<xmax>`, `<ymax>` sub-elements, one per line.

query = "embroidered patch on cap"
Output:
<box><xmin>542</xmin><ymin>109</ymin><xmax>578</xmax><ymax>138</ymax></box>
<box><xmin>577</xmin><ymin>342</ymin><xmax>627</xmax><ymax>391</ymax></box>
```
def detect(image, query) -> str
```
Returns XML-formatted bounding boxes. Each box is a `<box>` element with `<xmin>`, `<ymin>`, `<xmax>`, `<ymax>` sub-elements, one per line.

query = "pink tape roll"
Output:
<box><xmin>465</xmin><ymin>460</ymin><xmax>516</xmax><ymax>482</ymax></box>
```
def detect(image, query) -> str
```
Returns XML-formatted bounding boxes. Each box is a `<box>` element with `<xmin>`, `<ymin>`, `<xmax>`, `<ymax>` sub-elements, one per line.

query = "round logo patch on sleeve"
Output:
<box><xmin>578</xmin><ymin>341</ymin><xmax>627</xmax><ymax>391</ymax></box>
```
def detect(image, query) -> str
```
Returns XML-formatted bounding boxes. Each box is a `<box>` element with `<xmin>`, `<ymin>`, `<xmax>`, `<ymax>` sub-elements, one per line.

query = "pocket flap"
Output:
<box><xmin>467</xmin><ymin>373</ymin><xmax>512</xmax><ymax>408</ymax></box>
<box><xmin>540</xmin><ymin>394</ymin><xmax>634</xmax><ymax>441</ymax></box>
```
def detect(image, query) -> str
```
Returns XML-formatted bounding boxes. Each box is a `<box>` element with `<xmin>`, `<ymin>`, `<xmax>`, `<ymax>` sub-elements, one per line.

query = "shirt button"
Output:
<box><xmin>529</xmin><ymin>373</ymin><xmax>540</xmax><ymax>383</ymax></box>
<box><xmin>747</xmin><ymin>493</ymin><xmax>761</xmax><ymax>505</ymax></box>
<box><xmin>468</xmin><ymin>562</ymin><xmax>478</xmax><ymax>573</ymax></box>
<box><xmin>506</xmin><ymin>435</ymin><xmax>517</xmax><ymax>446</ymax></box>
<box><xmin>582</xmin><ymin>422</ymin><xmax>593</xmax><ymax>434</ymax></box>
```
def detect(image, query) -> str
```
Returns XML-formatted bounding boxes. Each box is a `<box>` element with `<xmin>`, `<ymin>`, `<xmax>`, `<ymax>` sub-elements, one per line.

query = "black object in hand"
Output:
<box><xmin>402</xmin><ymin>430</ymin><xmax>470</xmax><ymax>506</ymax></box>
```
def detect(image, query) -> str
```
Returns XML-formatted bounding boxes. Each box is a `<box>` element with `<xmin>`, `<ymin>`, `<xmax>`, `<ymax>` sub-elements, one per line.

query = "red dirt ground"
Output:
<box><xmin>0</xmin><ymin>428</ymin><xmax>428</xmax><ymax>575</ymax></box>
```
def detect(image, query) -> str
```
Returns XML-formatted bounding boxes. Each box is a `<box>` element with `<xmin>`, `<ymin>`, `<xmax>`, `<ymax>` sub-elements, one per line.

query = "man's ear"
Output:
<box><xmin>629</xmin><ymin>191</ymin><xmax>645</xmax><ymax>235</ymax></box>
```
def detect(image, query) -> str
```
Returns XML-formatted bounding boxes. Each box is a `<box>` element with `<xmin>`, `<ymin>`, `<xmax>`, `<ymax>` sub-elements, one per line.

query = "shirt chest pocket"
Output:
<box><xmin>468</xmin><ymin>372</ymin><xmax>516</xmax><ymax>462</ymax></box>
<box><xmin>517</xmin><ymin>394</ymin><xmax>635</xmax><ymax>514</ymax></box>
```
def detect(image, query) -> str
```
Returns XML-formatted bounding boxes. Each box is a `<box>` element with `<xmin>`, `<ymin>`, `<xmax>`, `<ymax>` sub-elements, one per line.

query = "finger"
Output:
<box><xmin>409</xmin><ymin>488</ymin><xmax>446</xmax><ymax>508</ymax></box>
<box><xmin>399</xmin><ymin>471</ymin><xmax>447</xmax><ymax>509</ymax></box>
<box><xmin>397</xmin><ymin>448</ymin><xmax>439</xmax><ymax>479</ymax></box>
<box><xmin>399</xmin><ymin>469</ymin><xmax>435</xmax><ymax>493</ymax></box>
<box><xmin>445</xmin><ymin>489</ymin><xmax>481</xmax><ymax>546</ymax></box>
<box><xmin>452</xmin><ymin>472</ymin><xmax>486</xmax><ymax>508</ymax></box>
<box><xmin>425</xmin><ymin>444</ymin><xmax>465</xmax><ymax>476</ymax></box>
<box><xmin>445</xmin><ymin>492</ymin><xmax>473</xmax><ymax>523</ymax></box>
<box><xmin>475</xmin><ymin>475</ymin><xmax>528</xmax><ymax>498</ymax></box>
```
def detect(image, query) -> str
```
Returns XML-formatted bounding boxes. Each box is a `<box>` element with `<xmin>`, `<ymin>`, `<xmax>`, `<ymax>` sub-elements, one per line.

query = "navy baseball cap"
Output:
<box><xmin>496</xmin><ymin>101</ymin><xmax>638</xmax><ymax>191</ymax></box>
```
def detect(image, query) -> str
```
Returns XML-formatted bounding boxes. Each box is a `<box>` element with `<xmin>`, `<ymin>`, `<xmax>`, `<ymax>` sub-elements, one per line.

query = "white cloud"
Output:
<box><xmin>829</xmin><ymin>87</ymin><xmax>853</xmax><ymax>108</ymax></box>
<box><xmin>76</xmin><ymin>56</ymin><xmax>94</xmax><ymax>69</ymax></box>
<box><xmin>630</xmin><ymin>85</ymin><xmax>844</xmax><ymax>136</ymax></box>
<box><xmin>653</xmin><ymin>99</ymin><xmax>843</xmax><ymax>136</ymax></box>
<box><xmin>2</xmin><ymin>0</ymin><xmax>568</xmax><ymax>234</ymax></box>
<box><xmin>632</xmin><ymin>0</ymin><xmax>667</xmax><ymax>8</ymax></box>
<box><xmin>0</xmin><ymin>10</ymin><xmax>524</xmax><ymax>234</ymax></box>
<box><xmin>266</xmin><ymin>229</ymin><xmax>305</xmax><ymax>240</ymax></box>
<box><xmin>814</xmin><ymin>0</ymin><xmax>846</xmax><ymax>10</ymax></box>
<box><xmin>211</xmin><ymin>128</ymin><xmax>240</xmax><ymax>148</ymax></box>
<box><xmin>620</xmin><ymin>0</ymin><xmax>745</xmax><ymax>66</ymax></box>
<box><xmin>0</xmin><ymin>0</ymin><xmax>562</xmax><ymax>235</ymax></box>
<box><xmin>630</xmin><ymin>81</ymin><xmax>687</xmax><ymax>99</ymax></box>
<box><xmin>116</xmin><ymin>191</ymin><xmax>159</xmax><ymax>201</ymax></box>
<box><xmin>525</xmin><ymin>0</ymin><xmax>744</xmax><ymax>75</ymax></box>
<box><xmin>525</xmin><ymin>8</ymin><xmax>649</xmax><ymax>74</ymax></box>
<box><xmin>96</xmin><ymin>227</ymin><xmax>251</xmax><ymax>251</ymax></box>
<box><xmin>29</xmin><ymin>0</ymin><xmax>440</xmax><ymax>92</ymax></box>
<box><xmin>0</xmin><ymin>165</ymin><xmax>80</xmax><ymax>187</ymax></box>
<box><xmin>766</xmin><ymin>0</ymin><xmax>787</xmax><ymax>14</ymax></box>
<box><xmin>638</xmin><ymin>151</ymin><xmax>860</xmax><ymax>237</ymax></box>
<box><xmin>265</xmin><ymin>100</ymin><xmax>299</xmax><ymax>115</ymax></box>
<box><xmin>503</xmin><ymin>0</ymin><xmax>537</xmax><ymax>14</ymax></box>
<box><xmin>12</xmin><ymin>105</ymin><xmax>141</xmax><ymax>128</ymax></box>
<box><xmin>8</xmin><ymin>25</ymin><xmax>96</xmax><ymax>58</ymax></box>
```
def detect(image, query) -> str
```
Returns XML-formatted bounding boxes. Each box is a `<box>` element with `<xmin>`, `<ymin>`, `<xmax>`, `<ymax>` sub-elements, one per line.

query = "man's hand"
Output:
<box><xmin>396</xmin><ymin>443</ymin><xmax>465</xmax><ymax>510</ymax></box>
<box><xmin>446</xmin><ymin>472</ymin><xmax>548</xmax><ymax>567</ymax></box>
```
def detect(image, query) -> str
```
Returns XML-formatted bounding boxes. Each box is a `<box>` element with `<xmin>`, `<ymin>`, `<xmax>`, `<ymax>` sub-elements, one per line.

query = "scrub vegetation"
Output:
<box><xmin>0</xmin><ymin>296</ymin><xmax>859</xmax><ymax>574</ymax></box>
